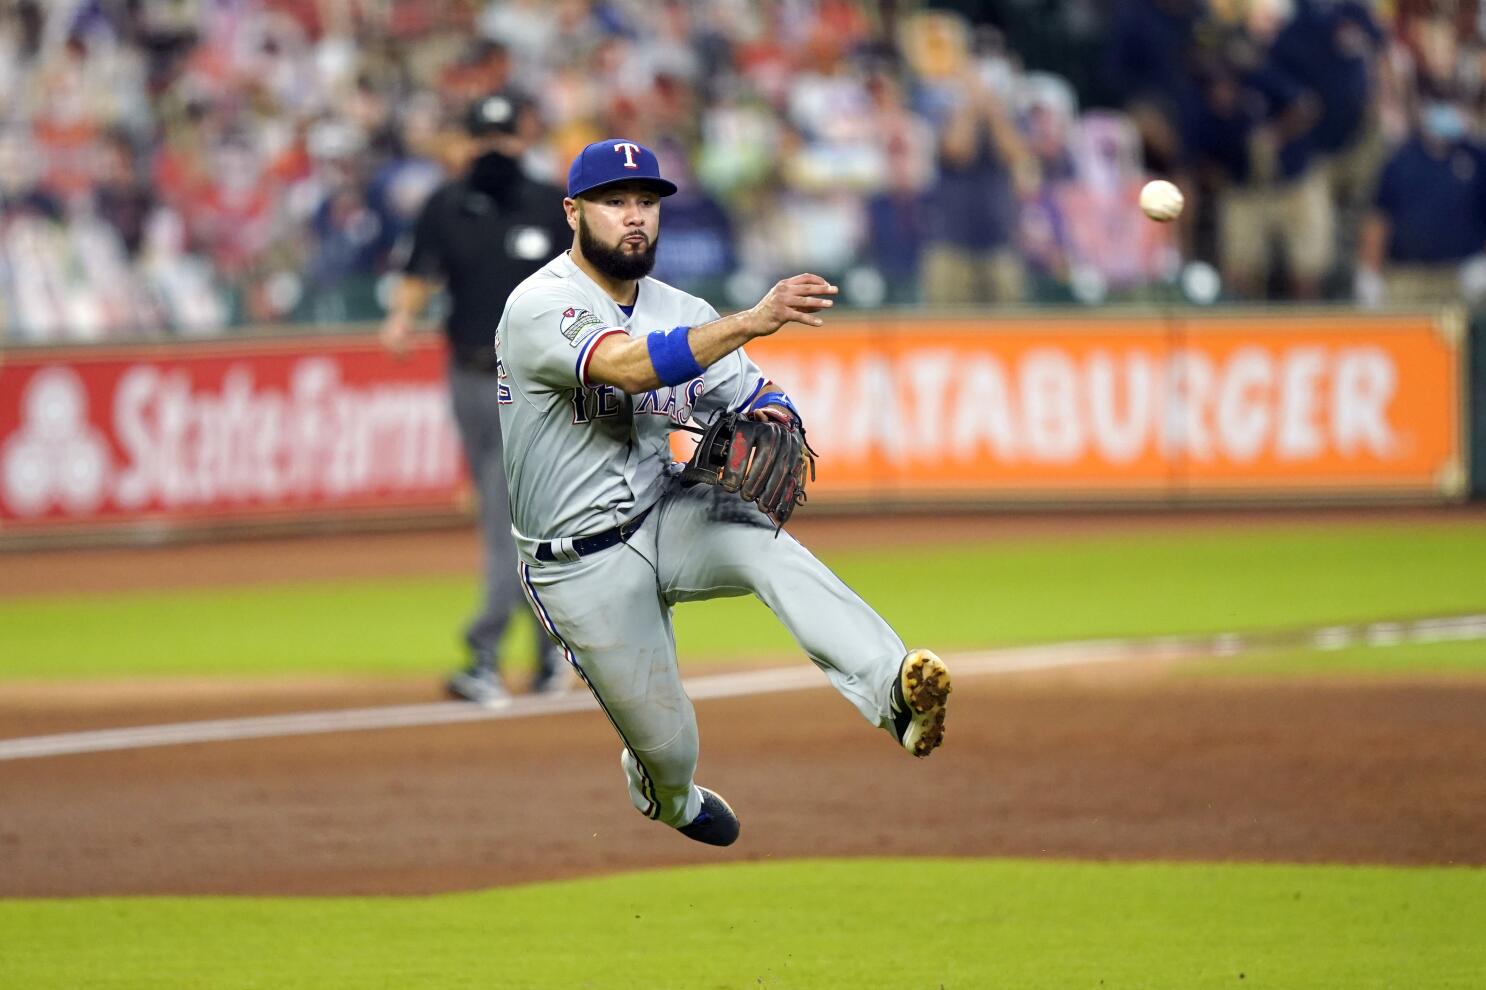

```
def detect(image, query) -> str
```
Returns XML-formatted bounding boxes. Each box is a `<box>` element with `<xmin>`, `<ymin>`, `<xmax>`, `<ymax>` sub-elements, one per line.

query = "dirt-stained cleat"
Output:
<box><xmin>890</xmin><ymin>649</ymin><xmax>952</xmax><ymax>757</ymax></box>
<box><xmin>677</xmin><ymin>787</ymin><xmax>740</xmax><ymax>846</ymax></box>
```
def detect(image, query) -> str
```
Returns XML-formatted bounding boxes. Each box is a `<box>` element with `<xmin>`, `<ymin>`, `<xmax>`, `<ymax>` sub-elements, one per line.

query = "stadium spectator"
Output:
<box><xmin>649</xmin><ymin>150</ymin><xmax>738</xmax><ymax>297</ymax></box>
<box><xmin>1056</xmin><ymin>111</ymin><xmax>1177</xmax><ymax>301</ymax></box>
<box><xmin>920</xmin><ymin>62</ymin><xmax>1034</xmax><ymax>306</ymax></box>
<box><xmin>861</xmin><ymin>69</ymin><xmax>936</xmax><ymax>301</ymax></box>
<box><xmin>92</xmin><ymin>133</ymin><xmax>157</xmax><ymax>258</ymax></box>
<box><xmin>1101</xmin><ymin>0</ymin><xmax>1205</xmax><ymax>177</ymax></box>
<box><xmin>1269</xmin><ymin>0</ymin><xmax>1388</xmax><ymax>264</ymax></box>
<box><xmin>4</xmin><ymin>0</ymin><xmax>1486</xmax><ymax>327</ymax></box>
<box><xmin>1356</xmin><ymin>89</ymin><xmax>1486</xmax><ymax>307</ymax></box>
<box><xmin>1185</xmin><ymin>37</ymin><xmax>1331</xmax><ymax>300</ymax></box>
<box><xmin>1013</xmin><ymin>71</ymin><xmax>1079</xmax><ymax>292</ymax></box>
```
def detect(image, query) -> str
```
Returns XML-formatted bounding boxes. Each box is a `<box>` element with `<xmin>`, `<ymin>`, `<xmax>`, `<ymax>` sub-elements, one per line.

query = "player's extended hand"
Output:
<box><xmin>749</xmin><ymin>274</ymin><xmax>838</xmax><ymax>335</ymax></box>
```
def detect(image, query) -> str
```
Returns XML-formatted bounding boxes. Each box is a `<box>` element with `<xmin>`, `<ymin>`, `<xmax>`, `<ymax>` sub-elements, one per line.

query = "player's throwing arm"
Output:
<box><xmin>584</xmin><ymin>274</ymin><xmax>838</xmax><ymax>393</ymax></box>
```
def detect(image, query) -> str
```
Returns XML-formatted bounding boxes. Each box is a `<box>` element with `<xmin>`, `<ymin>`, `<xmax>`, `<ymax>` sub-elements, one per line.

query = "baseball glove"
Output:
<box><xmin>680</xmin><ymin>411</ymin><xmax>816</xmax><ymax>527</ymax></box>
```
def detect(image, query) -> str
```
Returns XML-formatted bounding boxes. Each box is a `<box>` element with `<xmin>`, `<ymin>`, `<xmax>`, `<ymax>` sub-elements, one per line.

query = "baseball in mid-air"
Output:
<box><xmin>1139</xmin><ymin>179</ymin><xmax>1185</xmax><ymax>222</ymax></box>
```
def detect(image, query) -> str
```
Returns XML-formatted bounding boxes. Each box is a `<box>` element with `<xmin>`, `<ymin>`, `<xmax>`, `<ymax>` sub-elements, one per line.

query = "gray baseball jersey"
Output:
<box><xmin>495</xmin><ymin>251</ymin><xmax>767</xmax><ymax>542</ymax></box>
<box><xmin>496</xmin><ymin>251</ymin><xmax>911</xmax><ymax>832</ymax></box>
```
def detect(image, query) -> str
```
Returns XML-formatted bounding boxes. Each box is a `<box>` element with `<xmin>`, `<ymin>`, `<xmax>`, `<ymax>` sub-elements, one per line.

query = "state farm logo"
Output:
<box><xmin>2</xmin><ymin>367</ymin><xmax>112</xmax><ymax>516</ymax></box>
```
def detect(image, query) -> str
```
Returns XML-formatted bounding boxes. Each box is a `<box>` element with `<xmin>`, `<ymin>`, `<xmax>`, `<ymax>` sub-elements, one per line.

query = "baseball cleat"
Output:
<box><xmin>890</xmin><ymin>649</ymin><xmax>952</xmax><ymax>757</ymax></box>
<box><xmin>677</xmin><ymin>787</ymin><xmax>740</xmax><ymax>847</ymax></box>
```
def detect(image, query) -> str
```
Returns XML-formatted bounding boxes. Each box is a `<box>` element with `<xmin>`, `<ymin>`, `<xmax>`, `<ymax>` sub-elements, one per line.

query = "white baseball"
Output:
<box><xmin>1139</xmin><ymin>179</ymin><xmax>1184</xmax><ymax>222</ymax></box>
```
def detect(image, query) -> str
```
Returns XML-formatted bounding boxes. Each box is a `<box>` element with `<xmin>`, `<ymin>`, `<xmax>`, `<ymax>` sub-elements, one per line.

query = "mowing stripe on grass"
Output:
<box><xmin>2</xmin><ymin>612</ymin><xmax>1483</xmax><ymax>763</ymax></box>
<box><xmin>4</xmin><ymin>859</ymin><xmax>1483</xmax><ymax>989</ymax></box>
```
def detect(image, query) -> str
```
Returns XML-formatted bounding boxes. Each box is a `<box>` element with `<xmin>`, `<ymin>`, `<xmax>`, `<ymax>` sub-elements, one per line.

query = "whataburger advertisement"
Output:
<box><xmin>741</xmin><ymin>312</ymin><xmax>1466</xmax><ymax>499</ymax></box>
<box><xmin>0</xmin><ymin>311</ymin><xmax>1467</xmax><ymax>532</ymax></box>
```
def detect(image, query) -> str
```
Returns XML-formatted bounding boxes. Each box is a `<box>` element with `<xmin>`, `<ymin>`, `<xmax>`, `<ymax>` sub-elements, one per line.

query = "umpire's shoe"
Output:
<box><xmin>677</xmin><ymin>787</ymin><xmax>740</xmax><ymax>847</ymax></box>
<box><xmin>446</xmin><ymin>659</ymin><xmax>512</xmax><ymax>708</ymax></box>
<box><xmin>529</xmin><ymin>663</ymin><xmax>578</xmax><ymax>696</ymax></box>
<box><xmin>891</xmin><ymin>649</ymin><xmax>952</xmax><ymax>757</ymax></box>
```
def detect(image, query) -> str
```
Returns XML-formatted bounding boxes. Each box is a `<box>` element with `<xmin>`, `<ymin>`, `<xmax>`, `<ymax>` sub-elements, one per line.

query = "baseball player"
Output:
<box><xmin>496</xmin><ymin>139</ymin><xmax>951</xmax><ymax>846</ymax></box>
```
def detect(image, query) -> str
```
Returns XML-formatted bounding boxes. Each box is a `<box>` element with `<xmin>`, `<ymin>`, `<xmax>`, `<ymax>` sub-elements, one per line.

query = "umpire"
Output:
<box><xmin>379</xmin><ymin>89</ymin><xmax>570</xmax><ymax>703</ymax></box>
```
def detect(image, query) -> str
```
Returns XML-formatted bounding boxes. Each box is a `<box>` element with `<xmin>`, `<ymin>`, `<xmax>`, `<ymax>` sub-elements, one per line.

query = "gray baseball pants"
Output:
<box><xmin>516</xmin><ymin>479</ymin><xmax>906</xmax><ymax>828</ymax></box>
<box><xmin>448</xmin><ymin>359</ymin><xmax>561</xmax><ymax>677</ymax></box>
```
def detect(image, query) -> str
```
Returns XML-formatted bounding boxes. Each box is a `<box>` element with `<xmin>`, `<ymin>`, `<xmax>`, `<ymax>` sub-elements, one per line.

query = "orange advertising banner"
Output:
<box><xmin>734</xmin><ymin>312</ymin><xmax>1466</xmax><ymax>501</ymax></box>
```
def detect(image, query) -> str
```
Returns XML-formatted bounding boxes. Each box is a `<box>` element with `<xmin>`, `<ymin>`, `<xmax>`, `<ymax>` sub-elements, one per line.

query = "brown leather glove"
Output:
<box><xmin>680</xmin><ymin>412</ymin><xmax>815</xmax><ymax>527</ymax></box>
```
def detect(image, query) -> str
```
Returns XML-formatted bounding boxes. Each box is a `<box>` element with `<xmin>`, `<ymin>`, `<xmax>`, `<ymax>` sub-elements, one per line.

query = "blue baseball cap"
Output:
<box><xmin>566</xmin><ymin>138</ymin><xmax>678</xmax><ymax>199</ymax></box>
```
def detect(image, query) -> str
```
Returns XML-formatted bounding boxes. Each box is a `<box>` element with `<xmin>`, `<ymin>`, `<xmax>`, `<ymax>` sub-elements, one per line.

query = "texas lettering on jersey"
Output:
<box><xmin>495</xmin><ymin>251</ymin><xmax>766</xmax><ymax>539</ymax></box>
<box><xmin>571</xmin><ymin>378</ymin><xmax>703</xmax><ymax>425</ymax></box>
<box><xmin>496</xmin><ymin>355</ymin><xmax>512</xmax><ymax>405</ymax></box>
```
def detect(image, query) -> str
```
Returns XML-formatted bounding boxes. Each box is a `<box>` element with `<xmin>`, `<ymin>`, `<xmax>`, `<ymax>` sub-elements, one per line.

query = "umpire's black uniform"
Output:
<box><xmin>405</xmin><ymin>154</ymin><xmax>570</xmax><ymax>372</ymax></box>
<box><xmin>401</xmin><ymin>91</ymin><xmax>572</xmax><ymax>699</ymax></box>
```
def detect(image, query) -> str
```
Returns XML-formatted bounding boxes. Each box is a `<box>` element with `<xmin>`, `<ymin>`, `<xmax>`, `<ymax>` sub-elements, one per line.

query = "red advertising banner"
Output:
<box><xmin>0</xmin><ymin>335</ymin><xmax>464</xmax><ymax>533</ymax></box>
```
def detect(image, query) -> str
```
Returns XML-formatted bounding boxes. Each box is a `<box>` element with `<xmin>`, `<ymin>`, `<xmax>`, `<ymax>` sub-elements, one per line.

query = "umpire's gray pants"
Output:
<box><xmin>515</xmin><ymin>480</ymin><xmax>907</xmax><ymax>828</ymax></box>
<box><xmin>448</xmin><ymin>359</ymin><xmax>560</xmax><ymax>675</ymax></box>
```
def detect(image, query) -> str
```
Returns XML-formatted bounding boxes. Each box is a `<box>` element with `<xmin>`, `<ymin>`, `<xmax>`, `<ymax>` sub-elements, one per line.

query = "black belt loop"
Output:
<box><xmin>535</xmin><ymin>505</ymin><xmax>652</xmax><ymax>562</ymax></box>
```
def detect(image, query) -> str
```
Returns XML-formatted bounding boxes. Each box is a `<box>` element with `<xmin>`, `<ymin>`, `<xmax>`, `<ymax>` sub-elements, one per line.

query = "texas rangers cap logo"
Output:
<box><xmin>566</xmin><ymin>138</ymin><xmax>679</xmax><ymax>198</ymax></box>
<box><xmin>614</xmin><ymin>142</ymin><xmax>642</xmax><ymax>168</ymax></box>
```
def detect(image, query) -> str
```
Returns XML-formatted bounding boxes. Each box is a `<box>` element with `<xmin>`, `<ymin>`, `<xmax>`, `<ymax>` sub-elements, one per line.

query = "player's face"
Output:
<box><xmin>572</xmin><ymin>183</ymin><xmax>662</xmax><ymax>281</ymax></box>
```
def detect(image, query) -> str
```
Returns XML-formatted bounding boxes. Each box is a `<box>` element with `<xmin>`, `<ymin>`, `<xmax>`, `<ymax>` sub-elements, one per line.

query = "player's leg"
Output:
<box><xmin>654</xmin><ymin>484</ymin><xmax>946</xmax><ymax>753</ymax></box>
<box><xmin>517</xmin><ymin>538</ymin><xmax>707</xmax><ymax>829</ymax></box>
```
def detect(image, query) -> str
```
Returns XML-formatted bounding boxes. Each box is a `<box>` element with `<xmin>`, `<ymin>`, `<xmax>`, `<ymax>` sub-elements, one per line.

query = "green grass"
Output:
<box><xmin>2</xmin><ymin>859</ymin><xmax>1481</xmax><ymax>989</ymax></box>
<box><xmin>0</xmin><ymin>576</ymin><xmax>493</xmax><ymax>679</ymax></box>
<box><xmin>710</xmin><ymin>523</ymin><xmax>1486</xmax><ymax>656</ymax></box>
<box><xmin>2</xmin><ymin>523</ymin><xmax>1483</xmax><ymax>679</ymax></box>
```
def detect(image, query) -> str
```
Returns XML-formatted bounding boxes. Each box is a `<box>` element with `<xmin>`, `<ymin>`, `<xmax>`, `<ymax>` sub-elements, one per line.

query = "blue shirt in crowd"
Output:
<box><xmin>1374</xmin><ymin>137</ymin><xmax>1486</xmax><ymax>264</ymax></box>
<box><xmin>651</xmin><ymin>192</ymin><xmax>736</xmax><ymax>287</ymax></box>
<box><xmin>1185</xmin><ymin>61</ymin><xmax>1315</xmax><ymax>184</ymax></box>
<box><xmin>924</xmin><ymin>122</ymin><xmax>1017</xmax><ymax>252</ymax></box>
<box><xmin>866</xmin><ymin>190</ymin><xmax>928</xmax><ymax>280</ymax></box>
<box><xmin>1102</xmin><ymin>0</ymin><xmax>1202</xmax><ymax>113</ymax></box>
<box><xmin>1270</xmin><ymin>0</ymin><xmax>1383</xmax><ymax>153</ymax></box>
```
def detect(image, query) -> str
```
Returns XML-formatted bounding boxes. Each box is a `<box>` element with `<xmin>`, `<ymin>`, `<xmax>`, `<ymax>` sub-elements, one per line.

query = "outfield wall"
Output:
<box><xmin>0</xmin><ymin>309</ymin><xmax>1469</xmax><ymax>543</ymax></box>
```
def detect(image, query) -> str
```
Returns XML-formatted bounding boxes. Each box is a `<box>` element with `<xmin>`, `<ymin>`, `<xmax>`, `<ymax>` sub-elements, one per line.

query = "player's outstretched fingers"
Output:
<box><xmin>754</xmin><ymin>275</ymin><xmax>840</xmax><ymax>332</ymax></box>
<box><xmin>781</xmin><ymin>276</ymin><xmax>837</xmax><ymax>327</ymax></box>
<box><xmin>784</xmin><ymin>307</ymin><xmax>826</xmax><ymax>327</ymax></box>
<box><xmin>790</xmin><ymin>294</ymin><xmax>833</xmax><ymax>312</ymax></box>
<box><xmin>789</xmin><ymin>274</ymin><xmax>839</xmax><ymax>295</ymax></box>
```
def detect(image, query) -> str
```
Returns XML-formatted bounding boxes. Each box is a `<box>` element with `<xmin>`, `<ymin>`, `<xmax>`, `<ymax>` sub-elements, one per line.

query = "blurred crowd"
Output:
<box><xmin>2</xmin><ymin>0</ymin><xmax>1485</xmax><ymax>342</ymax></box>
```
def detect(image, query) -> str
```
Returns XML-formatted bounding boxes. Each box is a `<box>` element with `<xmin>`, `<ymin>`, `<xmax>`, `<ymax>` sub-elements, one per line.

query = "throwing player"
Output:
<box><xmin>496</xmin><ymin>139</ymin><xmax>951</xmax><ymax>845</ymax></box>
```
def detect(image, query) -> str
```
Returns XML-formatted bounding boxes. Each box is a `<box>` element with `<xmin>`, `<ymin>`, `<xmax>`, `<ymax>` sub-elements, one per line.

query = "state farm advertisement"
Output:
<box><xmin>0</xmin><ymin>336</ymin><xmax>464</xmax><ymax>532</ymax></box>
<box><xmin>742</xmin><ymin>312</ymin><xmax>1466</xmax><ymax>501</ymax></box>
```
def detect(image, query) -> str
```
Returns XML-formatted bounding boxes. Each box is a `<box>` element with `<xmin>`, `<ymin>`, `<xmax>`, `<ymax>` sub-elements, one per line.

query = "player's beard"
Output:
<box><xmin>578</xmin><ymin>212</ymin><xmax>658</xmax><ymax>281</ymax></box>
